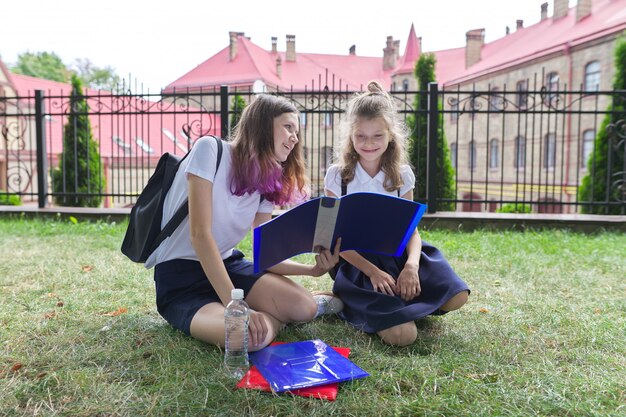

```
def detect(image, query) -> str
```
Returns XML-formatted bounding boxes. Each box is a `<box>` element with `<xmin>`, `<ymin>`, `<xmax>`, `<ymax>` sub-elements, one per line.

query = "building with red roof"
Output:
<box><xmin>163</xmin><ymin>0</ymin><xmax>626</xmax><ymax>213</ymax></box>
<box><xmin>0</xmin><ymin>72</ymin><xmax>219</xmax><ymax>207</ymax></box>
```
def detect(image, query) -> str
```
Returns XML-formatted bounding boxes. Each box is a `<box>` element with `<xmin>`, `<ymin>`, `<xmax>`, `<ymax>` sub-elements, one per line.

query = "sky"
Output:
<box><xmin>1</xmin><ymin>0</ymin><xmax>561</xmax><ymax>93</ymax></box>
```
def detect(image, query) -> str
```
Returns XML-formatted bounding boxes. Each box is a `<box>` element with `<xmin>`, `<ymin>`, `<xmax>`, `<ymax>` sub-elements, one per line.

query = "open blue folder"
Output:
<box><xmin>253</xmin><ymin>192</ymin><xmax>427</xmax><ymax>273</ymax></box>
<box><xmin>248</xmin><ymin>339</ymin><xmax>369</xmax><ymax>392</ymax></box>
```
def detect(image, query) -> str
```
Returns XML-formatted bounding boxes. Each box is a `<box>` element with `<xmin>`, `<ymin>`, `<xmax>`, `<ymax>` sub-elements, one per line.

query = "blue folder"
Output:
<box><xmin>248</xmin><ymin>339</ymin><xmax>369</xmax><ymax>392</ymax></box>
<box><xmin>253</xmin><ymin>192</ymin><xmax>427</xmax><ymax>273</ymax></box>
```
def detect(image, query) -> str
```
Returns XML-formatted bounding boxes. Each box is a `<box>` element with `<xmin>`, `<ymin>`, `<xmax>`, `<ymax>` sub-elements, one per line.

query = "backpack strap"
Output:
<box><xmin>150</xmin><ymin>136</ymin><xmax>223</xmax><ymax>253</ymax></box>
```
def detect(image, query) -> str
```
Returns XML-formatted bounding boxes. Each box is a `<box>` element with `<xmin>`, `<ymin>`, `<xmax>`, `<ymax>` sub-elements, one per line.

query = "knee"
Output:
<box><xmin>288</xmin><ymin>293</ymin><xmax>317</xmax><ymax>322</ymax></box>
<box><xmin>441</xmin><ymin>290</ymin><xmax>469</xmax><ymax>312</ymax></box>
<box><xmin>378</xmin><ymin>322</ymin><xmax>417</xmax><ymax>347</ymax></box>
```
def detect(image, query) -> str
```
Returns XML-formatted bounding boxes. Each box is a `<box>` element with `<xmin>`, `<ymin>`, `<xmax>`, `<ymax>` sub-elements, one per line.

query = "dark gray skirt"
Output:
<box><xmin>333</xmin><ymin>241</ymin><xmax>470</xmax><ymax>333</ymax></box>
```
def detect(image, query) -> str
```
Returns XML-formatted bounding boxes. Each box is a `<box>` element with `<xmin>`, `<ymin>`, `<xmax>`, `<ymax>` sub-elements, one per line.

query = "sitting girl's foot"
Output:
<box><xmin>312</xmin><ymin>291</ymin><xmax>344</xmax><ymax>317</ymax></box>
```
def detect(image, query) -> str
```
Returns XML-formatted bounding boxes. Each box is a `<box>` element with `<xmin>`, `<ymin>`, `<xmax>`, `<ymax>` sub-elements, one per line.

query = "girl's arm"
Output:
<box><xmin>396</xmin><ymin>189</ymin><xmax>423</xmax><ymax>300</ymax></box>
<box><xmin>253</xmin><ymin>212</ymin><xmax>341</xmax><ymax>277</ymax></box>
<box><xmin>188</xmin><ymin>174</ymin><xmax>235</xmax><ymax>306</ymax></box>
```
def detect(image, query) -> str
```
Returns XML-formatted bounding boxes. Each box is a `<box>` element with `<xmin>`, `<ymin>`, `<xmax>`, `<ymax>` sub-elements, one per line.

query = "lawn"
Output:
<box><xmin>0</xmin><ymin>218</ymin><xmax>624</xmax><ymax>416</ymax></box>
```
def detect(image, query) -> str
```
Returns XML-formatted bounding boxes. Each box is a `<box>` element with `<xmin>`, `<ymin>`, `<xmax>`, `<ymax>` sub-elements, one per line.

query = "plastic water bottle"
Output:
<box><xmin>224</xmin><ymin>288</ymin><xmax>250</xmax><ymax>379</ymax></box>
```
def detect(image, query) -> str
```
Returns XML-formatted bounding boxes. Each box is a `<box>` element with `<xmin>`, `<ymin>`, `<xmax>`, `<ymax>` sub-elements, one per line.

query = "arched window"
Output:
<box><xmin>546</xmin><ymin>72</ymin><xmax>559</xmax><ymax>105</ymax></box>
<box><xmin>515</xmin><ymin>136</ymin><xmax>526</xmax><ymax>169</ymax></box>
<box><xmin>468</xmin><ymin>140</ymin><xmax>477</xmax><ymax>170</ymax></box>
<box><xmin>320</xmin><ymin>146</ymin><xmax>333</xmax><ymax>174</ymax></box>
<box><xmin>489</xmin><ymin>139</ymin><xmax>499</xmax><ymax>169</ymax></box>
<box><xmin>402</xmin><ymin>79</ymin><xmax>410</xmax><ymax>91</ymax></box>
<box><xmin>544</xmin><ymin>133</ymin><xmax>556</xmax><ymax>169</ymax></box>
<box><xmin>489</xmin><ymin>87</ymin><xmax>502</xmax><ymax>112</ymax></box>
<box><xmin>581</xmin><ymin>129</ymin><xmax>595</xmax><ymax>168</ymax></box>
<box><xmin>584</xmin><ymin>61</ymin><xmax>601</xmax><ymax>91</ymax></box>
<box><xmin>450</xmin><ymin>142</ymin><xmax>458</xmax><ymax>168</ymax></box>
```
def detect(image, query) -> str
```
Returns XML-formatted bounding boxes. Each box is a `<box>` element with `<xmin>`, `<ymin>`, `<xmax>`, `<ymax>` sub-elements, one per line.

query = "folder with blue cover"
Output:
<box><xmin>248</xmin><ymin>339</ymin><xmax>369</xmax><ymax>392</ymax></box>
<box><xmin>253</xmin><ymin>192</ymin><xmax>427</xmax><ymax>273</ymax></box>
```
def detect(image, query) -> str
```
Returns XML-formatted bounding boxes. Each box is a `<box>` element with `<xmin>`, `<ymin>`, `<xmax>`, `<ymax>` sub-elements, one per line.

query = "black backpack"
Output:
<box><xmin>121</xmin><ymin>136</ymin><xmax>223</xmax><ymax>263</ymax></box>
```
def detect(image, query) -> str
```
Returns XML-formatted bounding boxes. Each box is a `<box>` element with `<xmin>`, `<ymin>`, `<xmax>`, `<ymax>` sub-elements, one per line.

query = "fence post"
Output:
<box><xmin>35</xmin><ymin>90</ymin><xmax>48</xmax><ymax>208</ymax></box>
<box><xmin>426</xmin><ymin>82</ymin><xmax>439</xmax><ymax>213</ymax></box>
<box><xmin>220</xmin><ymin>85</ymin><xmax>229</xmax><ymax>138</ymax></box>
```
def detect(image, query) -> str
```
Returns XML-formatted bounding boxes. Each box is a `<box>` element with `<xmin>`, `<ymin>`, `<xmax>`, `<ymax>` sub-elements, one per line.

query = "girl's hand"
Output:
<box><xmin>247</xmin><ymin>309</ymin><xmax>268</xmax><ymax>348</ymax></box>
<box><xmin>367</xmin><ymin>268</ymin><xmax>397</xmax><ymax>296</ymax></box>
<box><xmin>396</xmin><ymin>262</ymin><xmax>421</xmax><ymax>301</ymax></box>
<box><xmin>311</xmin><ymin>238</ymin><xmax>342</xmax><ymax>277</ymax></box>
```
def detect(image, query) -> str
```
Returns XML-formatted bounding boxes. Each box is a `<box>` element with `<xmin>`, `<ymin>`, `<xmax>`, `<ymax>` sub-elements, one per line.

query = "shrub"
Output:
<box><xmin>0</xmin><ymin>190</ymin><xmax>22</xmax><ymax>206</ymax></box>
<box><xmin>496</xmin><ymin>203</ymin><xmax>532</xmax><ymax>214</ymax></box>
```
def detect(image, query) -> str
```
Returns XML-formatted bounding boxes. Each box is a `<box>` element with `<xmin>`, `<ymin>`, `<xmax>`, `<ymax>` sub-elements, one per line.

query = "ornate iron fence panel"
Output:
<box><xmin>0</xmin><ymin>81</ymin><xmax>624</xmax><ymax>215</ymax></box>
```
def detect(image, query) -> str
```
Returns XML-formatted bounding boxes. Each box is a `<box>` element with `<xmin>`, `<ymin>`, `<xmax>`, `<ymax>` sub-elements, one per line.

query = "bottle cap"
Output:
<box><xmin>231</xmin><ymin>288</ymin><xmax>244</xmax><ymax>300</ymax></box>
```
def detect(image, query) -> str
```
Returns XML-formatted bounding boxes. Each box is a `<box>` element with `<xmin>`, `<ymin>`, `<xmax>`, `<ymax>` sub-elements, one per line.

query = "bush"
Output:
<box><xmin>497</xmin><ymin>203</ymin><xmax>532</xmax><ymax>213</ymax></box>
<box><xmin>0</xmin><ymin>190</ymin><xmax>22</xmax><ymax>206</ymax></box>
<box><xmin>406</xmin><ymin>53</ymin><xmax>456</xmax><ymax>211</ymax></box>
<box><xmin>51</xmin><ymin>75</ymin><xmax>105</xmax><ymax>207</ymax></box>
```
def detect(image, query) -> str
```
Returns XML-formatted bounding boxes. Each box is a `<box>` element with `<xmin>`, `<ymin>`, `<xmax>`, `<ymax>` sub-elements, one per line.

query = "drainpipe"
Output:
<box><xmin>563</xmin><ymin>42</ymin><xmax>573</xmax><ymax>212</ymax></box>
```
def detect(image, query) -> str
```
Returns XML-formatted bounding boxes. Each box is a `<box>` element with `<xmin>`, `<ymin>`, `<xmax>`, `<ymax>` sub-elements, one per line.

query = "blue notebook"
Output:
<box><xmin>253</xmin><ymin>192</ymin><xmax>427</xmax><ymax>273</ymax></box>
<box><xmin>248</xmin><ymin>339</ymin><xmax>369</xmax><ymax>392</ymax></box>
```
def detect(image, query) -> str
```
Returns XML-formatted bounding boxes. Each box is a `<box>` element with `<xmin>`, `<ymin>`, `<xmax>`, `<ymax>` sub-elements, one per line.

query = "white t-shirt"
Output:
<box><xmin>324</xmin><ymin>162</ymin><xmax>415</xmax><ymax>197</ymax></box>
<box><xmin>145</xmin><ymin>137</ymin><xmax>274</xmax><ymax>268</ymax></box>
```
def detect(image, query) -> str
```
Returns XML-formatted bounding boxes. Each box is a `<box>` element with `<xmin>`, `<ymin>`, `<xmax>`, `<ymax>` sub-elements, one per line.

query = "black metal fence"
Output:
<box><xmin>1</xmin><ymin>84</ymin><xmax>624</xmax><ymax>214</ymax></box>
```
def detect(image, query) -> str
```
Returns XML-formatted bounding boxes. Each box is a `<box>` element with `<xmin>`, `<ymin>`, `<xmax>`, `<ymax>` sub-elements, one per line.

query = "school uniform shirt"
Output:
<box><xmin>323</xmin><ymin>163</ymin><xmax>415</xmax><ymax>197</ymax></box>
<box><xmin>145</xmin><ymin>137</ymin><xmax>274</xmax><ymax>269</ymax></box>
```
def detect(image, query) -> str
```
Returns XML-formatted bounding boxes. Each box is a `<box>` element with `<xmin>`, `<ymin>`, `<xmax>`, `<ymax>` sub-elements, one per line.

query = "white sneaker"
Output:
<box><xmin>312</xmin><ymin>291</ymin><xmax>344</xmax><ymax>316</ymax></box>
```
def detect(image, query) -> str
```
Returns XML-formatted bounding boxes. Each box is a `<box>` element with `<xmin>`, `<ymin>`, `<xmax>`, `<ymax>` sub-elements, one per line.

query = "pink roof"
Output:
<box><xmin>10</xmin><ymin>74</ymin><xmax>219</xmax><ymax>159</ymax></box>
<box><xmin>445</xmin><ymin>0</ymin><xmax>626</xmax><ymax>85</ymax></box>
<box><xmin>164</xmin><ymin>35</ymin><xmax>397</xmax><ymax>93</ymax></box>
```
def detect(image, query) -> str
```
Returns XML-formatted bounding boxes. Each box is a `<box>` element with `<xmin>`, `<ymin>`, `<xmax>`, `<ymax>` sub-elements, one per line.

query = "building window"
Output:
<box><xmin>546</xmin><ymin>72</ymin><xmax>559</xmax><ymax>105</ymax></box>
<box><xmin>402</xmin><ymin>79</ymin><xmax>409</xmax><ymax>91</ymax></box>
<box><xmin>582</xmin><ymin>129</ymin><xmax>595</xmax><ymax>168</ymax></box>
<box><xmin>584</xmin><ymin>61</ymin><xmax>601</xmax><ymax>92</ymax></box>
<box><xmin>515</xmin><ymin>136</ymin><xmax>526</xmax><ymax>169</ymax></box>
<box><xmin>544</xmin><ymin>133</ymin><xmax>556</xmax><ymax>169</ymax></box>
<box><xmin>489</xmin><ymin>87</ymin><xmax>502</xmax><ymax>112</ymax></box>
<box><xmin>450</xmin><ymin>142</ymin><xmax>457</xmax><ymax>168</ymax></box>
<box><xmin>516</xmin><ymin>79</ymin><xmax>528</xmax><ymax>109</ymax></box>
<box><xmin>469</xmin><ymin>140</ymin><xmax>477</xmax><ymax>170</ymax></box>
<box><xmin>321</xmin><ymin>146</ymin><xmax>333</xmax><ymax>173</ymax></box>
<box><xmin>391</xmin><ymin>81</ymin><xmax>396</xmax><ymax>91</ymax></box>
<box><xmin>324</xmin><ymin>113</ymin><xmax>334</xmax><ymax>128</ymax></box>
<box><xmin>302</xmin><ymin>146</ymin><xmax>309</xmax><ymax>162</ymax></box>
<box><xmin>489</xmin><ymin>139</ymin><xmax>499</xmax><ymax>169</ymax></box>
<box><xmin>300</xmin><ymin>112</ymin><xmax>307</xmax><ymax>128</ymax></box>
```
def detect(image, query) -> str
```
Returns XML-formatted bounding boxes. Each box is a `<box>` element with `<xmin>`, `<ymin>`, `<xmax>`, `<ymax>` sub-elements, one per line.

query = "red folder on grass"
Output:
<box><xmin>235</xmin><ymin>342</ymin><xmax>351</xmax><ymax>401</ymax></box>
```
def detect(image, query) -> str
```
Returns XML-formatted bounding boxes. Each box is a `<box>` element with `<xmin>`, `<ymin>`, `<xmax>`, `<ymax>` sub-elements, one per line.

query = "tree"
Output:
<box><xmin>229</xmin><ymin>94</ymin><xmax>247</xmax><ymax>136</ymax></box>
<box><xmin>51</xmin><ymin>75</ymin><xmax>105</xmax><ymax>207</ymax></box>
<box><xmin>406</xmin><ymin>53</ymin><xmax>456</xmax><ymax>210</ymax></box>
<box><xmin>578</xmin><ymin>37</ymin><xmax>626</xmax><ymax>214</ymax></box>
<box><xmin>72</xmin><ymin>58</ymin><xmax>121</xmax><ymax>91</ymax></box>
<box><xmin>10</xmin><ymin>52</ymin><xmax>121</xmax><ymax>91</ymax></box>
<box><xmin>11</xmin><ymin>51</ymin><xmax>71</xmax><ymax>82</ymax></box>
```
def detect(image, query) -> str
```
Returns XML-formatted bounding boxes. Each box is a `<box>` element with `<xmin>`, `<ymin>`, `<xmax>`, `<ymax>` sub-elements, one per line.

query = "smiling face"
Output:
<box><xmin>351</xmin><ymin>116</ymin><xmax>391</xmax><ymax>165</ymax></box>
<box><xmin>273</xmin><ymin>112</ymin><xmax>300</xmax><ymax>162</ymax></box>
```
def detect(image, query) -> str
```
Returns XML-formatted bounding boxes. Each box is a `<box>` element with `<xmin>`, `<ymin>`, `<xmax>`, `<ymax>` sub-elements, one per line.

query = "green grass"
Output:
<box><xmin>0</xmin><ymin>217</ymin><xmax>624</xmax><ymax>416</ymax></box>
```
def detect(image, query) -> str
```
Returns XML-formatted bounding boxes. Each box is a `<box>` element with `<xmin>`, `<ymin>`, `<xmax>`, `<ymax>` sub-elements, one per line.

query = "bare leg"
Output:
<box><xmin>245</xmin><ymin>273</ymin><xmax>318</xmax><ymax>323</ymax></box>
<box><xmin>189</xmin><ymin>302</ymin><xmax>282</xmax><ymax>351</ymax></box>
<box><xmin>377</xmin><ymin>322</ymin><xmax>418</xmax><ymax>346</ymax></box>
<box><xmin>441</xmin><ymin>290</ymin><xmax>469</xmax><ymax>312</ymax></box>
